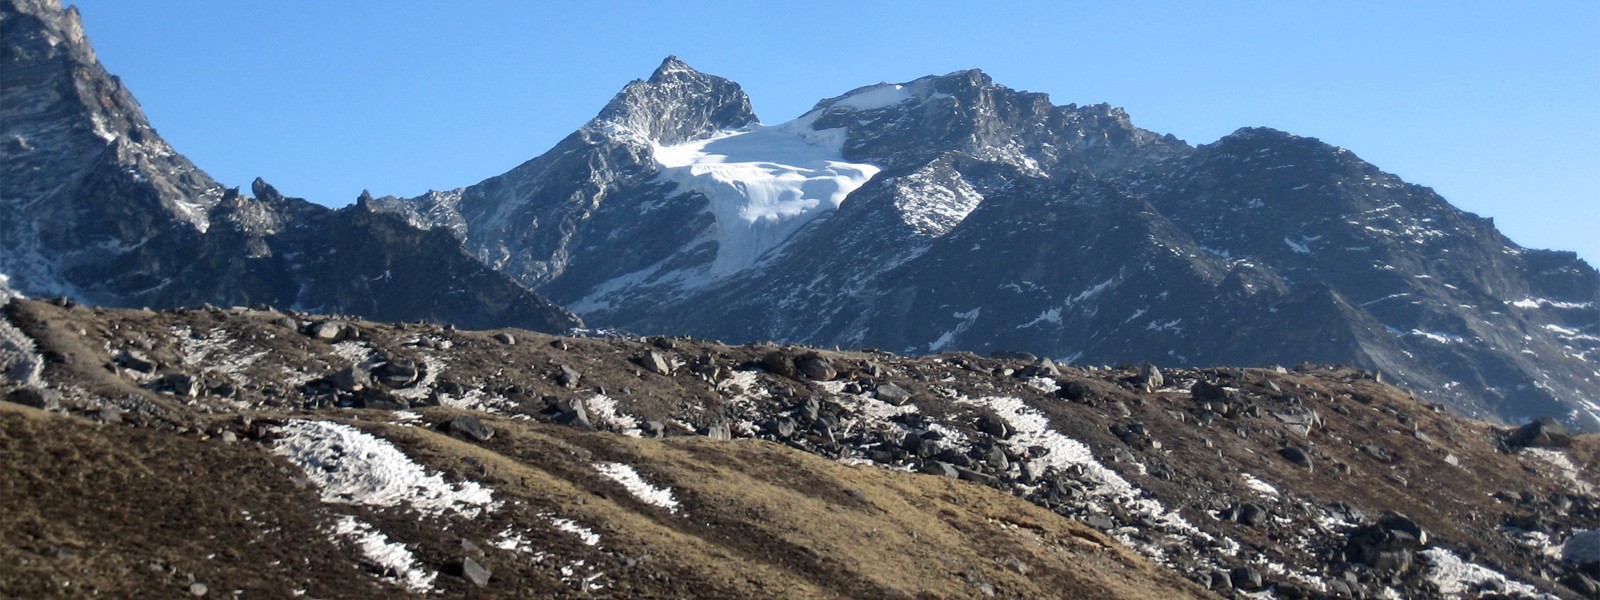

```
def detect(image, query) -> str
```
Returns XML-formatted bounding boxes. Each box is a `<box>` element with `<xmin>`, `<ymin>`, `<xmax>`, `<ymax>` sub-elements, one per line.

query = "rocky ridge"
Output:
<box><xmin>2</xmin><ymin>297</ymin><xmax>1596</xmax><ymax>598</ymax></box>
<box><xmin>369</xmin><ymin>59</ymin><xmax>1600</xmax><ymax>434</ymax></box>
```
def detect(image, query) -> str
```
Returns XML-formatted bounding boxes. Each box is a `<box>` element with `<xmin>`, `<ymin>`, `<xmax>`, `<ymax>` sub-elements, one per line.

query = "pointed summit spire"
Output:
<box><xmin>649</xmin><ymin>55</ymin><xmax>698</xmax><ymax>82</ymax></box>
<box><xmin>590</xmin><ymin>57</ymin><xmax>757</xmax><ymax>146</ymax></box>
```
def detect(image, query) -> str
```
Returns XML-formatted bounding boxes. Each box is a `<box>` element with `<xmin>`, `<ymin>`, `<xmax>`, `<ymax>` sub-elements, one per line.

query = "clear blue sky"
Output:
<box><xmin>72</xmin><ymin>1</ymin><xmax>1599</xmax><ymax>267</ymax></box>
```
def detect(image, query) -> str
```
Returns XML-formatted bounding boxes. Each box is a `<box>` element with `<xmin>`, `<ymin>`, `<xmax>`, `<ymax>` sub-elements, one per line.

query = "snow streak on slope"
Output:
<box><xmin>652</xmin><ymin>113</ymin><xmax>880</xmax><ymax>276</ymax></box>
<box><xmin>271</xmin><ymin>420</ymin><xmax>497</xmax><ymax>517</ymax></box>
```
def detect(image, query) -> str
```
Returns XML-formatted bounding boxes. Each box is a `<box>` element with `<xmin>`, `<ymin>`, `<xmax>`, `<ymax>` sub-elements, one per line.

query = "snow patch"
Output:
<box><xmin>332</xmin><ymin>515</ymin><xmax>437</xmax><ymax>593</ymax></box>
<box><xmin>1521</xmin><ymin>448</ymin><xmax>1594</xmax><ymax>495</ymax></box>
<box><xmin>1242</xmin><ymin>473</ymin><xmax>1280</xmax><ymax>497</ymax></box>
<box><xmin>584</xmin><ymin>394</ymin><xmax>642</xmax><ymax>436</ymax></box>
<box><xmin>1420</xmin><ymin>547</ymin><xmax>1552</xmax><ymax>598</ymax></box>
<box><xmin>832</xmin><ymin>83</ymin><xmax>914</xmax><ymax>110</ymax></box>
<box><xmin>951</xmin><ymin>395</ymin><xmax>1203</xmax><ymax>539</ymax></box>
<box><xmin>1025</xmin><ymin>376</ymin><xmax>1060</xmax><ymax>394</ymax></box>
<box><xmin>0</xmin><ymin>306</ymin><xmax>44</xmax><ymax>388</ymax></box>
<box><xmin>271</xmin><ymin>420</ymin><xmax>497</xmax><ymax>517</ymax></box>
<box><xmin>550</xmin><ymin>517</ymin><xmax>602</xmax><ymax>546</ymax></box>
<box><xmin>593</xmin><ymin>462</ymin><xmax>680</xmax><ymax>514</ymax></box>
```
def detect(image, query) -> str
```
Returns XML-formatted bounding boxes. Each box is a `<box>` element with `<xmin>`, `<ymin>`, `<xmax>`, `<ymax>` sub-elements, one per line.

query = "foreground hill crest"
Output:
<box><xmin>1</xmin><ymin>299</ymin><xmax>1596</xmax><ymax>597</ymax></box>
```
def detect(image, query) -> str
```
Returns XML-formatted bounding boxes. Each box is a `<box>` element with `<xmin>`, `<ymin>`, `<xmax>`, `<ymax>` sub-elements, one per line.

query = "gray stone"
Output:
<box><xmin>188</xmin><ymin>582</ymin><xmax>208</xmax><ymax>597</ymax></box>
<box><xmin>1229</xmin><ymin>566</ymin><xmax>1262</xmax><ymax>590</ymax></box>
<box><xmin>450</xmin><ymin>415</ymin><xmax>495</xmax><ymax>442</ymax></box>
<box><xmin>1139</xmin><ymin>363</ymin><xmax>1164</xmax><ymax>389</ymax></box>
<box><xmin>308</xmin><ymin>320</ymin><xmax>345</xmax><ymax>341</ymax></box>
<box><xmin>767</xmin><ymin>416</ymin><xmax>797</xmax><ymax>439</ymax></box>
<box><xmin>372</xmin><ymin>359</ymin><xmax>419</xmax><ymax>388</ymax></box>
<box><xmin>461</xmin><ymin>556</ymin><xmax>491</xmax><ymax>587</ymax></box>
<box><xmin>115</xmin><ymin>350</ymin><xmax>156</xmax><ymax>373</ymax></box>
<box><xmin>1236</xmin><ymin>503</ymin><xmax>1267</xmax><ymax>527</ymax></box>
<box><xmin>151</xmin><ymin>373</ymin><xmax>201</xmax><ymax>397</ymax></box>
<box><xmin>555</xmin><ymin>364</ymin><xmax>582</xmax><ymax>389</ymax></box>
<box><xmin>561</xmin><ymin>398</ymin><xmax>595</xmax><ymax>431</ymax></box>
<box><xmin>1058</xmin><ymin>380</ymin><xmax>1093</xmax><ymax>402</ymax></box>
<box><xmin>704</xmin><ymin>423</ymin><xmax>732</xmax><ymax>441</ymax></box>
<box><xmin>641</xmin><ymin>420</ymin><xmax>666</xmax><ymax>438</ymax></box>
<box><xmin>875</xmin><ymin>383</ymin><xmax>911</xmax><ymax>405</ymax></box>
<box><xmin>975</xmin><ymin>415</ymin><xmax>1009</xmax><ymax>438</ymax></box>
<box><xmin>1279</xmin><ymin>446</ymin><xmax>1314</xmax><ymax>471</ymax></box>
<box><xmin>330</xmin><ymin>365</ymin><xmax>368</xmax><ymax>393</ymax></box>
<box><xmin>6</xmin><ymin>387</ymin><xmax>61</xmax><ymax>410</ymax></box>
<box><xmin>493</xmin><ymin>332</ymin><xmax>515</xmax><ymax>345</ymax></box>
<box><xmin>95</xmin><ymin>406</ymin><xmax>123</xmax><ymax>424</ymax></box>
<box><xmin>636</xmin><ymin>350</ymin><xmax>672</xmax><ymax>375</ymax></box>
<box><xmin>1082</xmin><ymin>515</ymin><xmax>1116</xmax><ymax>530</ymax></box>
<box><xmin>955</xmin><ymin>466</ymin><xmax>999</xmax><ymax>486</ymax></box>
<box><xmin>795</xmin><ymin>397</ymin><xmax>821</xmax><ymax>422</ymax></box>
<box><xmin>795</xmin><ymin>353</ymin><xmax>837</xmax><ymax>381</ymax></box>
<box><xmin>920</xmin><ymin>461</ymin><xmax>960</xmax><ymax>478</ymax></box>
<box><xmin>1512</xmin><ymin>417</ymin><xmax>1573</xmax><ymax>448</ymax></box>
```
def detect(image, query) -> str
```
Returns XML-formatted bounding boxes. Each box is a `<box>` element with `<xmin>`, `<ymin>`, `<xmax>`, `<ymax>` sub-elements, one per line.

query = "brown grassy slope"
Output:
<box><xmin>0</xmin><ymin>402</ymin><xmax>1210</xmax><ymax>599</ymax></box>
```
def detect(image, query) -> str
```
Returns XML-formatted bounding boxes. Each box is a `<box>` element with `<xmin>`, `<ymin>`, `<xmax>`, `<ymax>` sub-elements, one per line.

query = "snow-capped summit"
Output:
<box><xmin>374</xmin><ymin>58</ymin><xmax>1599</xmax><ymax>432</ymax></box>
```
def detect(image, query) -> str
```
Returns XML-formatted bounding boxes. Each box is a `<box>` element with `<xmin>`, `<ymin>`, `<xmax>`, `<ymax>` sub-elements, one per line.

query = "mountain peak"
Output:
<box><xmin>649</xmin><ymin>55</ymin><xmax>698</xmax><ymax>82</ymax></box>
<box><xmin>590</xmin><ymin>58</ymin><xmax>757</xmax><ymax>146</ymax></box>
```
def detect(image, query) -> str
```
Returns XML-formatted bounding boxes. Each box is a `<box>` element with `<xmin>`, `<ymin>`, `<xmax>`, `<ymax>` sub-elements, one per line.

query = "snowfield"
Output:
<box><xmin>652</xmin><ymin>111</ymin><xmax>880</xmax><ymax>277</ymax></box>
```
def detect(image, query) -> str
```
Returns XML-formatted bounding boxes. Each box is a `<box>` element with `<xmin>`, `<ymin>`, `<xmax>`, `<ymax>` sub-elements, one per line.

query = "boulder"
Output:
<box><xmin>329</xmin><ymin>365</ymin><xmax>368</xmax><ymax>393</ymax></box>
<box><xmin>1057</xmin><ymin>380</ymin><xmax>1093</xmax><ymax>402</ymax></box>
<box><xmin>920</xmin><ymin>461</ymin><xmax>960</xmax><ymax>478</ymax></box>
<box><xmin>372</xmin><ymin>359</ymin><xmax>419</xmax><ymax>388</ymax></box>
<box><xmin>555</xmin><ymin>364</ymin><xmax>582</xmax><ymax>389</ymax></box>
<box><xmin>1137</xmin><ymin>363</ymin><xmax>1164</xmax><ymax>389</ymax></box>
<box><xmin>460</xmin><ymin>556</ymin><xmax>491</xmax><ymax>587</ymax></box>
<box><xmin>307</xmin><ymin>320</ymin><xmax>347</xmax><ymax>341</ymax></box>
<box><xmin>1344</xmin><ymin>512</ymin><xmax>1427</xmax><ymax>573</ymax></box>
<box><xmin>492</xmin><ymin>332</ymin><xmax>515</xmax><ymax>345</ymax></box>
<box><xmin>1512</xmin><ymin>417</ymin><xmax>1573</xmax><ymax>448</ymax></box>
<box><xmin>1229</xmin><ymin>566</ymin><xmax>1262</xmax><ymax>591</ymax></box>
<box><xmin>635</xmin><ymin>351</ymin><xmax>672</xmax><ymax>375</ymax></box>
<box><xmin>114</xmin><ymin>349</ymin><xmax>156</xmax><ymax>373</ymax></box>
<box><xmin>875</xmin><ymin>383</ymin><xmax>911</xmax><ymax>406</ymax></box>
<box><xmin>150</xmin><ymin>373</ymin><xmax>201</xmax><ymax>397</ymax></box>
<box><xmin>975</xmin><ymin>415</ymin><xmax>1010</xmax><ymax>438</ymax></box>
<box><xmin>1192</xmin><ymin>380</ymin><xmax>1231</xmax><ymax>402</ymax></box>
<box><xmin>450</xmin><ymin>415</ymin><xmax>495</xmax><ymax>442</ymax></box>
<box><xmin>1563</xmin><ymin>529</ymin><xmax>1600</xmax><ymax>566</ymax></box>
<box><xmin>1279</xmin><ymin>446</ymin><xmax>1314</xmax><ymax>471</ymax></box>
<box><xmin>760</xmin><ymin>351</ymin><xmax>798</xmax><ymax>379</ymax></box>
<box><xmin>794</xmin><ymin>353</ymin><xmax>837</xmax><ymax>381</ymax></box>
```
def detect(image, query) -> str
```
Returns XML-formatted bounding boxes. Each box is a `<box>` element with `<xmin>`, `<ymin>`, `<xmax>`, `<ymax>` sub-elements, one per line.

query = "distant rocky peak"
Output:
<box><xmin>589</xmin><ymin>56</ymin><xmax>757</xmax><ymax>146</ymax></box>
<box><xmin>2</xmin><ymin>0</ymin><xmax>222</xmax><ymax>232</ymax></box>
<box><xmin>647</xmin><ymin>55</ymin><xmax>697</xmax><ymax>82</ymax></box>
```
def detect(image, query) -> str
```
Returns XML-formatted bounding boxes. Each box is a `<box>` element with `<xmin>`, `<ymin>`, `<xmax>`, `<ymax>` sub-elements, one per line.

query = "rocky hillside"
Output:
<box><xmin>0</xmin><ymin>0</ymin><xmax>578</xmax><ymax>333</ymax></box>
<box><xmin>3</xmin><ymin>297</ymin><xmax>1596</xmax><ymax>598</ymax></box>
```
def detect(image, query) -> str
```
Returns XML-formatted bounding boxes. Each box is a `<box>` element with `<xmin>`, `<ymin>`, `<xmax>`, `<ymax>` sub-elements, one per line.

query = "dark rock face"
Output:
<box><xmin>0</xmin><ymin>1</ymin><xmax>578</xmax><ymax>333</ymax></box>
